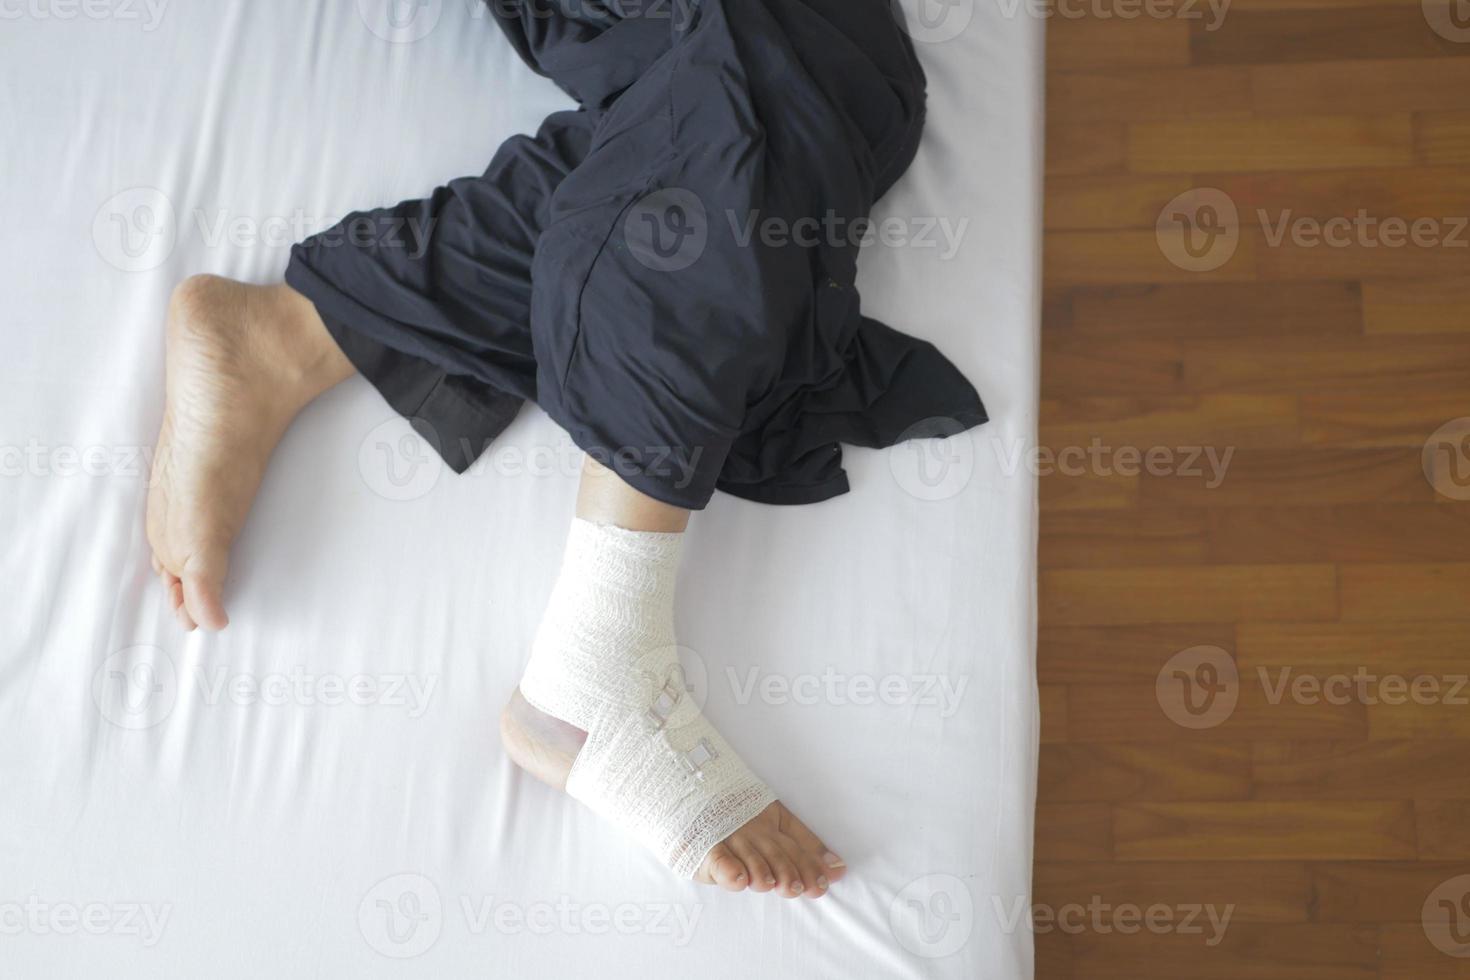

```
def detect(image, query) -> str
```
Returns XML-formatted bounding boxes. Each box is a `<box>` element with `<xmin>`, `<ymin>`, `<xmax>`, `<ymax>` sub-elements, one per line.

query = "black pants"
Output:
<box><xmin>285</xmin><ymin>0</ymin><xmax>985</xmax><ymax>509</ymax></box>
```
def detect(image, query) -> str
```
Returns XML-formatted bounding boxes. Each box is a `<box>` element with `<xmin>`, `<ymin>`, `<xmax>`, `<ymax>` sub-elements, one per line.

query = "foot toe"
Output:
<box><xmin>756</xmin><ymin>839</ymin><xmax>803</xmax><ymax>898</ymax></box>
<box><xmin>788</xmin><ymin>838</ymin><xmax>829</xmax><ymax>898</ymax></box>
<box><xmin>729</xmin><ymin>839</ymin><xmax>776</xmax><ymax>893</ymax></box>
<box><xmin>706</xmin><ymin>843</ymin><xmax>748</xmax><ymax>892</ymax></box>
<box><xmin>181</xmin><ymin>550</ymin><xmax>229</xmax><ymax>631</ymax></box>
<box><xmin>164</xmin><ymin>577</ymin><xmax>196</xmax><ymax>630</ymax></box>
<box><xmin>780</xmin><ymin>804</ymin><xmax>847</xmax><ymax>883</ymax></box>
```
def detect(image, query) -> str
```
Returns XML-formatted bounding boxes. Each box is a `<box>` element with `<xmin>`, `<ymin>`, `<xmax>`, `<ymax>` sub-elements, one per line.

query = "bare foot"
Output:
<box><xmin>147</xmin><ymin>275</ymin><xmax>350</xmax><ymax>630</ymax></box>
<box><xmin>500</xmin><ymin>689</ymin><xmax>846</xmax><ymax>898</ymax></box>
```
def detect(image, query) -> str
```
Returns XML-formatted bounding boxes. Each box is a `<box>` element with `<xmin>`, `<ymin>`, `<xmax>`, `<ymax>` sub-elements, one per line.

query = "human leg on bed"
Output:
<box><xmin>147</xmin><ymin>275</ymin><xmax>353</xmax><ymax>631</ymax></box>
<box><xmin>146</xmin><ymin>0</ymin><xmax>959</xmax><ymax>892</ymax></box>
<box><xmin>500</xmin><ymin>456</ymin><xmax>845</xmax><ymax>898</ymax></box>
<box><xmin>146</xmin><ymin>280</ymin><xmax>845</xmax><ymax>896</ymax></box>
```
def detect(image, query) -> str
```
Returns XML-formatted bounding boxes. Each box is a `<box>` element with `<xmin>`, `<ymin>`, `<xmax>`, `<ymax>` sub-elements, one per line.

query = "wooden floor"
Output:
<box><xmin>1036</xmin><ymin>5</ymin><xmax>1470</xmax><ymax>978</ymax></box>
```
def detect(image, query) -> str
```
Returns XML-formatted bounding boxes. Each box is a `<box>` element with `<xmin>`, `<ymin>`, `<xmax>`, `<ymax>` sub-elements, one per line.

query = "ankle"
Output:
<box><xmin>500</xmin><ymin>689</ymin><xmax>585</xmax><ymax>790</ymax></box>
<box><xmin>576</xmin><ymin>458</ymin><xmax>691</xmax><ymax>532</ymax></box>
<box><xmin>256</xmin><ymin>284</ymin><xmax>353</xmax><ymax>406</ymax></box>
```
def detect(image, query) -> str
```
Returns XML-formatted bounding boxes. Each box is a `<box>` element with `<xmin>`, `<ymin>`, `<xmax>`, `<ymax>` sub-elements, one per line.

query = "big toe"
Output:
<box><xmin>703</xmin><ymin>843</ymin><xmax>749</xmax><ymax>892</ymax></box>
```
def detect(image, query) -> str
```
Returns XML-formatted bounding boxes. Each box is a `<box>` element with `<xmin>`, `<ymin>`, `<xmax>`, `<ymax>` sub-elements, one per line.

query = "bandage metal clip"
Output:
<box><xmin>643</xmin><ymin>674</ymin><xmax>684</xmax><ymax>732</ymax></box>
<box><xmin>680</xmin><ymin>738</ymin><xmax>719</xmax><ymax>780</ymax></box>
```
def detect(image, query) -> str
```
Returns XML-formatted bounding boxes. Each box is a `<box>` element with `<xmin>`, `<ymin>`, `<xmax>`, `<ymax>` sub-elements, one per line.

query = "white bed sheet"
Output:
<box><xmin>0</xmin><ymin>2</ymin><xmax>1042</xmax><ymax>977</ymax></box>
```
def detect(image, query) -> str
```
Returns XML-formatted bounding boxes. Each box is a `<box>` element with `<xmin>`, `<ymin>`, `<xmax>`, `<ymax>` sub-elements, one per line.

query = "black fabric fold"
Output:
<box><xmin>286</xmin><ymin>0</ymin><xmax>986</xmax><ymax>509</ymax></box>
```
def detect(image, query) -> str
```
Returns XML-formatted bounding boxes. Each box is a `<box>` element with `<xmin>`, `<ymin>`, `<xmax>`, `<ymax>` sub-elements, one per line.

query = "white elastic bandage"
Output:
<box><xmin>519</xmin><ymin>519</ymin><xmax>776</xmax><ymax>878</ymax></box>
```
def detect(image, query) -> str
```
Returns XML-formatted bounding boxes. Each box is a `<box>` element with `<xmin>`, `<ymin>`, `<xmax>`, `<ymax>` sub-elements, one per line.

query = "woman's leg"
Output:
<box><xmin>147</xmin><ymin>276</ymin><xmax>846</xmax><ymax>897</ymax></box>
<box><xmin>574</xmin><ymin>456</ymin><xmax>690</xmax><ymax>533</ymax></box>
<box><xmin>500</xmin><ymin>458</ymin><xmax>846</xmax><ymax>898</ymax></box>
<box><xmin>147</xmin><ymin>275</ymin><xmax>354</xmax><ymax>630</ymax></box>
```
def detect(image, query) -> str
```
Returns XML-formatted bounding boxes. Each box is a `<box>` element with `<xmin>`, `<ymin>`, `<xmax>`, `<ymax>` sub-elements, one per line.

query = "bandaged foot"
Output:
<box><xmin>503</xmin><ymin>519</ymin><xmax>845</xmax><ymax>896</ymax></box>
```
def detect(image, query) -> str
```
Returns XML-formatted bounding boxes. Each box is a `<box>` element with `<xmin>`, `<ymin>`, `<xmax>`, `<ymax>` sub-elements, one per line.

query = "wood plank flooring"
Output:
<box><xmin>1038</xmin><ymin>3</ymin><xmax>1470</xmax><ymax>975</ymax></box>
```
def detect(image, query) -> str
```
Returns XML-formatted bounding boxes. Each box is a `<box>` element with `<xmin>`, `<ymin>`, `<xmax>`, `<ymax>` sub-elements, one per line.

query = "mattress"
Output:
<box><xmin>0</xmin><ymin>2</ymin><xmax>1042</xmax><ymax>977</ymax></box>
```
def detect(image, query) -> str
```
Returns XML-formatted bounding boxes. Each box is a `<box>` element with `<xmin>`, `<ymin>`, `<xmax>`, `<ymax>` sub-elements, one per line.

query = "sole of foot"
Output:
<box><xmin>147</xmin><ymin>274</ymin><xmax>347</xmax><ymax>631</ymax></box>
